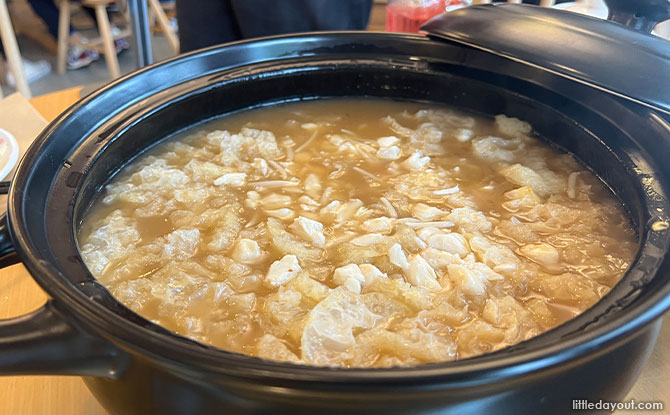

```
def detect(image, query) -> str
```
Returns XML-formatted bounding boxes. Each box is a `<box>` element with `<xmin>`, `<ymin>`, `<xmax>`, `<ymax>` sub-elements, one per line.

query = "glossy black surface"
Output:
<box><xmin>0</xmin><ymin>216</ymin><xmax>18</xmax><ymax>268</ymax></box>
<box><xmin>82</xmin><ymin>320</ymin><xmax>662</xmax><ymax>415</ymax></box>
<box><xmin>0</xmin><ymin>32</ymin><xmax>669</xmax><ymax>414</ymax></box>
<box><xmin>0</xmin><ymin>185</ymin><xmax>18</xmax><ymax>269</ymax></box>
<box><xmin>0</xmin><ymin>301</ymin><xmax>124</xmax><ymax>377</ymax></box>
<box><xmin>422</xmin><ymin>4</ymin><xmax>670</xmax><ymax>115</ymax></box>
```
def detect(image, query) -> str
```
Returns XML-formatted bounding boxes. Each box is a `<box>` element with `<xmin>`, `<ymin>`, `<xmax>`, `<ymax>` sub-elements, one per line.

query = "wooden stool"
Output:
<box><xmin>147</xmin><ymin>0</ymin><xmax>178</xmax><ymax>53</ymax></box>
<box><xmin>57</xmin><ymin>0</ymin><xmax>131</xmax><ymax>79</ymax></box>
<box><xmin>57</xmin><ymin>0</ymin><xmax>178</xmax><ymax>80</ymax></box>
<box><xmin>0</xmin><ymin>0</ymin><xmax>30</xmax><ymax>98</ymax></box>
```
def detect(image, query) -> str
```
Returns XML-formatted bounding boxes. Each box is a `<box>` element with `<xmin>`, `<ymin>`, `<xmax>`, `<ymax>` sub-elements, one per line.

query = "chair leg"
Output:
<box><xmin>147</xmin><ymin>2</ymin><xmax>156</xmax><ymax>29</ymax></box>
<box><xmin>0</xmin><ymin>0</ymin><xmax>30</xmax><ymax>98</ymax></box>
<box><xmin>94</xmin><ymin>3</ymin><xmax>120</xmax><ymax>79</ymax></box>
<box><xmin>57</xmin><ymin>0</ymin><xmax>70</xmax><ymax>74</ymax></box>
<box><xmin>147</xmin><ymin>0</ymin><xmax>178</xmax><ymax>53</ymax></box>
<box><xmin>0</xmin><ymin>59</ymin><xmax>4</xmax><ymax>98</ymax></box>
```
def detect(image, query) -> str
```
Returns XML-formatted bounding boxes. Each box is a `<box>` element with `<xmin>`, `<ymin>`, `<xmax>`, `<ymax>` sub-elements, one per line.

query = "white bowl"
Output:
<box><xmin>0</xmin><ymin>128</ymin><xmax>20</xmax><ymax>181</ymax></box>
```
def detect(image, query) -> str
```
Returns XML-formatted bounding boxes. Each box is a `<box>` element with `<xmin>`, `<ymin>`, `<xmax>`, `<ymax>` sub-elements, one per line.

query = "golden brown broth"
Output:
<box><xmin>78</xmin><ymin>99</ymin><xmax>636</xmax><ymax>367</ymax></box>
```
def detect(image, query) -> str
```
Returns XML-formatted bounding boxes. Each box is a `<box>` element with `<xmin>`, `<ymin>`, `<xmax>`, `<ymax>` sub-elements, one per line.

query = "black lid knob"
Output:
<box><xmin>604</xmin><ymin>0</ymin><xmax>670</xmax><ymax>33</ymax></box>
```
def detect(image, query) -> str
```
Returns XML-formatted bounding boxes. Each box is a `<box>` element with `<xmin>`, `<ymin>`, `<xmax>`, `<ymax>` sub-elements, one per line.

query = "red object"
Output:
<box><xmin>386</xmin><ymin>0</ymin><xmax>458</xmax><ymax>33</ymax></box>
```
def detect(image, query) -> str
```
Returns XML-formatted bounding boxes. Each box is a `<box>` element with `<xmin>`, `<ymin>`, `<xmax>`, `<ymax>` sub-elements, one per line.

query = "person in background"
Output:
<box><xmin>59</xmin><ymin>0</ymin><xmax>130</xmax><ymax>69</ymax></box>
<box><xmin>73</xmin><ymin>1</ymin><xmax>130</xmax><ymax>63</ymax></box>
<box><xmin>1</xmin><ymin>0</ymin><xmax>57</xmax><ymax>86</ymax></box>
<box><xmin>2</xmin><ymin>0</ymin><xmax>131</xmax><ymax>87</ymax></box>
<box><xmin>175</xmin><ymin>0</ymin><xmax>373</xmax><ymax>53</ymax></box>
<box><xmin>1</xmin><ymin>0</ymin><xmax>96</xmax><ymax>87</ymax></box>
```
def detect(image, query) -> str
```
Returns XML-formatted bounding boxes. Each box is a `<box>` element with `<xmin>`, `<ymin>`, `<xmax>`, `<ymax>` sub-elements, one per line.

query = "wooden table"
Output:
<box><xmin>0</xmin><ymin>88</ymin><xmax>667</xmax><ymax>415</ymax></box>
<box><xmin>0</xmin><ymin>87</ymin><xmax>106</xmax><ymax>415</ymax></box>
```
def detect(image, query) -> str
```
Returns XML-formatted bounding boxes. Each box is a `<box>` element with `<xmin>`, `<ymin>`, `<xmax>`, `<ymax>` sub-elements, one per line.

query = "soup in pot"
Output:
<box><xmin>78</xmin><ymin>99</ymin><xmax>635</xmax><ymax>367</ymax></box>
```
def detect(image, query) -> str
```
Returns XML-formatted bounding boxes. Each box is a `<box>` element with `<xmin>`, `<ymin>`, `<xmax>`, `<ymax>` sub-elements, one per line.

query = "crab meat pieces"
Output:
<box><xmin>402</xmin><ymin>151</ymin><xmax>430</xmax><ymax>170</ymax></box>
<box><xmin>304</xmin><ymin>173</ymin><xmax>322</xmax><ymax>198</ymax></box>
<box><xmin>256</xmin><ymin>334</ymin><xmax>300</xmax><ymax>363</ymax></box>
<box><xmin>426</xmin><ymin>232</ymin><xmax>469</xmax><ymax>257</ymax></box>
<box><xmin>265</xmin><ymin>208</ymin><xmax>295</xmax><ymax>221</ymax></box>
<box><xmin>252</xmin><ymin>158</ymin><xmax>269</xmax><ymax>176</ymax></box>
<box><xmin>333</xmin><ymin>264</ymin><xmax>366</xmax><ymax>293</ymax></box>
<box><xmin>362</xmin><ymin>217</ymin><xmax>394</xmax><ymax>233</ymax></box>
<box><xmin>354</xmin><ymin>206</ymin><xmax>374</xmax><ymax>219</ymax></box>
<box><xmin>469</xmin><ymin>236</ymin><xmax>519</xmax><ymax>273</ymax></box>
<box><xmin>502</xmin><ymin>186</ymin><xmax>541</xmax><ymax>212</ymax></box>
<box><xmin>406</xmin><ymin>254</ymin><xmax>442</xmax><ymax>291</ymax></box>
<box><xmin>320</xmin><ymin>200</ymin><xmax>341</xmax><ymax>217</ymax></box>
<box><xmin>454</xmin><ymin>128</ymin><xmax>473</xmax><ymax>142</ymax></box>
<box><xmin>320</xmin><ymin>199</ymin><xmax>363</xmax><ymax>223</ymax></box>
<box><xmin>499</xmin><ymin>164</ymin><xmax>564</xmax><ymax>198</ymax></box>
<box><xmin>377</xmin><ymin>136</ymin><xmax>400</xmax><ymax>147</ymax></box>
<box><xmin>261</xmin><ymin>193</ymin><xmax>293</xmax><ymax>209</ymax></box>
<box><xmin>301</xmin><ymin>289</ymin><xmax>383</xmax><ymax>366</ymax></box>
<box><xmin>447</xmin><ymin>207</ymin><xmax>493</xmax><ymax>233</ymax></box>
<box><xmin>411</xmin><ymin>203</ymin><xmax>447</xmax><ymax>221</ymax></box>
<box><xmin>266</xmin><ymin>255</ymin><xmax>302</xmax><ymax>287</ymax></box>
<box><xmin>416</xmin><ymin>227</ymin><xmax>441</xmax><ymax>241</ymax></box>
<box><xmin>433</xmin><ymin>185</ymin><xmax>460</xmax><ymax>196</ymax></box>
<box><xmin>298</xmin><ymin>195</ymin><xmax>320</xmax><ymax>207</ymax></box>
<box><xmin>447</xmin><ymin>264</ymin><xmax>488</xmax><ymax>297</ymax></box>
<box><xmin>338</xmin><ymin>142</ymin><xmax>358</xmax><ymax>154</ymax></box>
<box><xmin>413</xmin><ymin>123</ymin><xmax>443</xmax><ymax>143</ymax></box>
<box><xmin>421</xmin><ymin>247</ymin><xmax>462</xmax><ymax>271</ymax></box>
<box><xmin>164</xmin><ymin>229</ymin><xmax>200</xmax><ymax>259</ymax></box>
<box><xmin>377</xmin><ymin>145</ymin><xmax>402</xmax><ymax>160</ymax></box>
<box><xmin>328</xmin><ymin>134</ymin><xmax>345</xmax><ymax>147</ymax></box>
<box><xmin>301</xmin><ymin>122</ymin><xmax>318</xmax><ymax>130</ymax></box>
<box><xmin>299</xmin><ymin>195</ymin><xmax>320</xmax><ymax>212</ymax></box>
<box><xmin>213</xmin><ymin>172</ymin><xmax>247</xmax><ymax>187</ymax></box>
<box><xmin>231</xmin><ymin>239</ymin><xmax>262</xmax><ymax>263</ymax></box>
<box><xmin>520</xmin><ymin>243</ymin><xmax>560</xmax><ymax>266</ymax></box>
<box><xmin>472</xmin><ymin>136</ymin><xmax>519</xmax><ymax>163</ymax></box>
<box><xmin>79</xmin><ymin>211</ymin><xmax>140</xmax><ymax>275</ymax></box>
<box><xmin>495</xmin><ymin>114</ymin><xmax>532</xmax><ymax>137</ymax></box>
<box><xmin>359</xmin><ymin>264</ymin><xmax>387</xmax><ymax>285</ymax></box>
<box><xmin>389</xmin><ymin>243</ymin><xmax>410</xmax><ymax>270</ymax></box>
<box><xmin>350</xmin><ymin>233</ymin><xmax>384</xmax><ymax>246</ymax></box>
<box><xmin>290</xmin><ymin>216</ymin><xmax>326</xmax><ymax>247</ymax></box>
<box><xmin>245</xmin><ymin>191</ymin><xmax>261</xmax><ymax>209</ymax></box>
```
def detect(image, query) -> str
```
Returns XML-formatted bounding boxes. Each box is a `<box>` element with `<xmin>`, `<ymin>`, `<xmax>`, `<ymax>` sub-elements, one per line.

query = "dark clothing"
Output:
<box><xmin>175</xmin><ymin>0</ymin><xmax>374</xmax><ymax>53</ymax></box>
<box><xmin>27</xmin><ymin>0</ymin><xmax>61</xmax><ymax>38</ymax></box>
<box><xmin>1</xmin><ymin>0</ymin><xmax>103</xmax><ymax>57</ymax></box>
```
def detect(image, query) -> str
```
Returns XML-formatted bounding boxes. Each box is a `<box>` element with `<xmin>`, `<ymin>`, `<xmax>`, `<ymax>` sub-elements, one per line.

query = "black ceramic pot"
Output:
<box><xmin>1</xmin><ymin>4</ymin><xmax>669</xmax><ymax>415</ymax></box>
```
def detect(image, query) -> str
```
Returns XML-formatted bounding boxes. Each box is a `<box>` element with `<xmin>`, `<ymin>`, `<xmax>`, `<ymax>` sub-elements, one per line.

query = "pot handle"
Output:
<box><xmin>0</xmin><ymin>301</ymin><xmax>127</xmax><ymax>378</ymax></box>
<box><xmin>0</xmin><ymin>184</ymin><xmax>127</xmax><ymax>378</ymax></box>
<box><xmin>0</xmin><ymin>191</ymin><xmax>19</xmax><ymax>269</ymax></box>
<box><xmin>604</xmin><ymin>0</ymin><xmax>670</xmax><ymax>33</ymax></box>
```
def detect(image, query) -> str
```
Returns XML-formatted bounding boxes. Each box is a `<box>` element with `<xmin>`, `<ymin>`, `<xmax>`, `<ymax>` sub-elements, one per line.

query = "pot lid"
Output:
<box><xmin>422</xmin><ymin>1</ymin><xmax>670</xmax><ymax>115</ymax></box>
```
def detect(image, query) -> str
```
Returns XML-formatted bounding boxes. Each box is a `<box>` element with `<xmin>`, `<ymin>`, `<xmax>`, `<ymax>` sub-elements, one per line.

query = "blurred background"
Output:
<box><xmin>0</xmin><ymin>0</ymin><xmax>668</xmax><ymax>98</ymax></box>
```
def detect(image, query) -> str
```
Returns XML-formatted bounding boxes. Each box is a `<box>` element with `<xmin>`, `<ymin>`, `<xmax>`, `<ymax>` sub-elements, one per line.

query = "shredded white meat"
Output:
<box><xmin>81</xmin><ymin>101</ymin><xmax>634</xmax><ymax>368</ymax></box>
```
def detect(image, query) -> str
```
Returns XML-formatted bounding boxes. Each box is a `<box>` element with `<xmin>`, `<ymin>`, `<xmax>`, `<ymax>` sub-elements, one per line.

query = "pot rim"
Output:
<box><xmin>8</xmin><ymin>31</ymin><xmax>670</xmax><ymax>385</ymax></box>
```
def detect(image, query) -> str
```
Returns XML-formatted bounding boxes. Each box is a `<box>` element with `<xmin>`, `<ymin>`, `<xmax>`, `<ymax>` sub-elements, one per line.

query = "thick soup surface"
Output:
<box><xmin>79</xmin><ymin>99</ymin><xmax>635</xmax><ymax>367</ymax></box>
